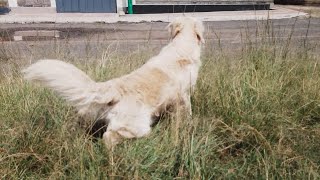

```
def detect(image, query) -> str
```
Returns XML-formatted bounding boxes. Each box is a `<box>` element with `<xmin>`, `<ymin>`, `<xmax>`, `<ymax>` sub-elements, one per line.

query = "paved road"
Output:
<box><xmin>0</xmin><ymin>18</ymin><xmax>319</xmax><ymax>59</ymax></box>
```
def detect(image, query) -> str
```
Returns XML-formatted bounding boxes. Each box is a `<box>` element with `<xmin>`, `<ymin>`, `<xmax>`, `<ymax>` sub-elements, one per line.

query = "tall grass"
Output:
<box><xmin>0</xmin><ymin>19</ymin><xmax>319</xmax><ymax>179</ymax></box>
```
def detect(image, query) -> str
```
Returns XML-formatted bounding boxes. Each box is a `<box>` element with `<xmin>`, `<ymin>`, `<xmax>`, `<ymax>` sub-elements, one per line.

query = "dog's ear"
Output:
<box><xmin>166</xmin><ymin>21</ymin><xmax>183</xmax><ymax>40</ymax></box>
<box><xmin>194</xmin><ymin>20</ymin><xmax>205</xmax><ymax>44</ymax></box>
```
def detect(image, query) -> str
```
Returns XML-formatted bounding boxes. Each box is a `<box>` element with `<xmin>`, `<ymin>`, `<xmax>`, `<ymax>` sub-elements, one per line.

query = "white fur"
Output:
<box><xmin>23</xmin><ymin>17</ymin><xmax>205</xmax><ymax>147</ymax></box>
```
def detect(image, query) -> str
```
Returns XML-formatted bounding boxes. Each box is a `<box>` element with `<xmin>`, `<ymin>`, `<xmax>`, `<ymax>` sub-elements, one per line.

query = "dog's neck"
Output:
<box><xmin>171</xmin><ymin>30</ymin><xmax>202</xmax><ymax>63</ymax></box>
<box><xmin>173</xmin><ymin>29</ymin><xmax>200</xmax><ymax>44</ymax></box>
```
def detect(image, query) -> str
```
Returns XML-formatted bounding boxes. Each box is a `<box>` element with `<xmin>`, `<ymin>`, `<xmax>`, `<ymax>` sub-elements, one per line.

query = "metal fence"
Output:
<box><xmin>56</xmin><ymin>0</ymin><xmax>117</xmax><ymax>13</ymax></box>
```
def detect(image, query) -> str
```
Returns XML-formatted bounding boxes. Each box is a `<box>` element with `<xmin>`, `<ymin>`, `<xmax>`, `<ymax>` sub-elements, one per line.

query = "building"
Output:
<box><xmin>6</xmin><ymin>0</ymin><xmax>274</xmax><ymax>14</ymax></box>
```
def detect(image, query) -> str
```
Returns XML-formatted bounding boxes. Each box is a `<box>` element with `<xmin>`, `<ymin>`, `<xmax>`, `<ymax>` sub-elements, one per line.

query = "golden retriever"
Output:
<box><xmin>23</xmin><ymin>17</ymin><xmax>205</xmax><ymax>147</ymax></box>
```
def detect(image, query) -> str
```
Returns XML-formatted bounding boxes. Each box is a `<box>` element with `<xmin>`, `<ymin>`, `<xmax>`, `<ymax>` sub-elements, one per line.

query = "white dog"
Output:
<box><xmin>23</xmin><ymin>17</ymin><xmax>205</xmax><ymax>147</ymax></box>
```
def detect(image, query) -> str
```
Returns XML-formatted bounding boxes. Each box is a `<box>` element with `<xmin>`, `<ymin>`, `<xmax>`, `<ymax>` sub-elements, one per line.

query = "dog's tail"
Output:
<box><xmin>23</xmin><ymin>59</ymin><xmax>119</xmax><ymax>116</ymax></box>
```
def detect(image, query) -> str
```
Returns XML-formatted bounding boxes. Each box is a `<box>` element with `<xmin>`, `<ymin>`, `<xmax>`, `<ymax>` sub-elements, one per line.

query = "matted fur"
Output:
<box><xmin>23</xmin><ymin>17</ymin><xmax>205</xmax><ymax>147</ymax></box>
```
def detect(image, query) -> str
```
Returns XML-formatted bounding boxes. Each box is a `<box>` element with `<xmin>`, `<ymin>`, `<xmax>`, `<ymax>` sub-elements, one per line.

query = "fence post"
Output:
<box><xmin>128</xmin><ymin>0</ymin><xmax>133</xmax><ymax>14</ymax></box>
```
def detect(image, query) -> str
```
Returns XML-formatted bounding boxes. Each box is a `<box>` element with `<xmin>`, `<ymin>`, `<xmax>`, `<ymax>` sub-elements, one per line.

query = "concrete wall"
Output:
<box><xmin>275</xmin><ymin>0</ymin><xmax>320</xmax><ymax>5</ymax></box>
<box><xmin>135</xmin><ymin>0</ymin><xmax>274</xmax><ymax>5</ymax></box>
<box><xmin>17</xmin><ymin>0</ymin><xmax>50</xmax><ymax>7</ymax></box>
<box><xmin>8</xmin><ymin>0</ymin><xmax>55</xmax><ymax>7</ymax></box>
<box><xmin>304</xmin><ymin>0</ymin><xmax>320</xmax><ymax>5</ymax></box>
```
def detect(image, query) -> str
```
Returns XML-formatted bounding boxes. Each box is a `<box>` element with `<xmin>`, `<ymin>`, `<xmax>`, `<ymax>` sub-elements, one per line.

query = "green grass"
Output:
<box><xmin>0</xmin><ymin>20</ymin><xmax>320</xmax><ymax>179</ymax></box>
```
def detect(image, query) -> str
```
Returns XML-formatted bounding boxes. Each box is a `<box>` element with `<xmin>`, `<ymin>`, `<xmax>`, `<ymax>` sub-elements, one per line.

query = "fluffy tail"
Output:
<box><xmin>23</xmin><ymin>59</ymin><xmax>118</xmax><ymax>116</ymax></box>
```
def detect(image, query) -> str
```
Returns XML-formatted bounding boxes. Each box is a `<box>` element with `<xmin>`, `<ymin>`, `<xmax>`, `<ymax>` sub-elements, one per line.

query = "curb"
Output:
<box><xmin>0</xmin><ymin>7</ymin><xmax>309</xmax><ymax>24</ymax></box>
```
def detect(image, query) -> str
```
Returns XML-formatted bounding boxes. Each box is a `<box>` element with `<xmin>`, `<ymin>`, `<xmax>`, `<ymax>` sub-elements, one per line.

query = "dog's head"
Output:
<box><xmin>166</xmin><ymin>17</ymin><xmax>205</xmax><ymax>44</ymax></box>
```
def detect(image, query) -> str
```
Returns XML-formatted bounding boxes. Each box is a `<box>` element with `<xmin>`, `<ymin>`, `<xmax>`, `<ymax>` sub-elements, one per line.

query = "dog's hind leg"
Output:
<box><xmin>102</xmin><ymin>114</ymin><xmax>152</xmax><ymax>147</ymax></box>
<box><xmin>102</xmin><ymin>99</ymin><xmax>153</xmax><ymax>147</ymax></box>
<box><xmin>103</xmin><ymin>124</ymin><xmax>151</xmax><ymax>147</ymax></box>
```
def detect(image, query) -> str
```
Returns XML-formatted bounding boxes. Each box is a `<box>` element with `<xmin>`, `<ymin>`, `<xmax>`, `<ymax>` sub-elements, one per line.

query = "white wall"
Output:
<box><xmin>117</xmin><ymin>0</ymin><xmax>136</xmax><ymax>9</ymax></box>
<box><xmin>50</xmin><ymin>0</ymin><xmax>56</xmax><ymax>7</ymax></box>
<box><xmin>8</xmin><ymin>0</ymin><xmax>17</xmax><ymax>7</ymax></box>
<box><xmin>118</xmin><ymin>0</ymin><xmax>136</xmax><ymax>14</ymax></box>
